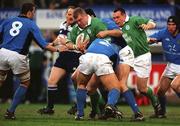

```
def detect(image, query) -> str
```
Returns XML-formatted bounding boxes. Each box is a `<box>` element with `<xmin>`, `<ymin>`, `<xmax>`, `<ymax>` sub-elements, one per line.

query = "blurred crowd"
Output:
<box><xmin>0</xmin><ymin>0</ymin><xmax>179</xmax><ymax>9</ymax></box>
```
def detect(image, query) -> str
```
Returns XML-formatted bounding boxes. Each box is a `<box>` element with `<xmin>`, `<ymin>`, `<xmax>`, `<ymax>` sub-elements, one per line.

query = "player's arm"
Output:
<box><xmin>65</xmin><ymin>28</ymin><xmax>81</xmax><ymax>50</ymax></box>
<box><xmin>140</xmin><ymin>20</ymin><xmax>156</xmax><ymax>30</ymax></box>
<box><xmin>148</xmin><ymin>29</ymin><xmax>164</xmax><ymax>44</ymax></box>
<box><xmin>96</xmin><ymin>29</ymin><xmax>122</xmax><ymax>38</ymax></box>
<box><xmin>31</xmin><ymin>22</ymin><xmax>67</xmax><ymax>52</ymax></box>
<box><xmin>136</xmin><ymin>16</ymin><xmax>156</xmax><ymax>30</ymax></box>
<box><xmin>96</xmin><ymin>18</ymin><xmax>123</xmax><ymax>38</ymax></box>
<box><xmin>147</xmin><ymin>38</ymin><xmax>158</xmax><ymax>44</ymax></box>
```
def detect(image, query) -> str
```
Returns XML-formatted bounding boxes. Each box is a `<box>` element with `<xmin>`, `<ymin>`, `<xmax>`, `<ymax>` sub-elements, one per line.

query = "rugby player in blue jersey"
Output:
<box><xmin>75</xmin><ymin>38</ymin><xmax>122</xmax><ymax>120</ymax></box>
<box><xmin>149</xmin><ymin>16</ymin><xmax>180</xmax><ymax>118</ymax></box>
<box><xmin>0</xmin><ymin>3</ymin><xmax>64</xmax><ymax>119</ymax></box>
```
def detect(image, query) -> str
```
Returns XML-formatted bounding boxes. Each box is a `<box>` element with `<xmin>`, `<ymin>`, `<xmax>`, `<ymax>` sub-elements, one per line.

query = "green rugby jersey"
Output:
<box><xmin>122</xmin><ymin>16</ymin><xmax>151</xmax><ymax>57</ymax></box>
<box><xmin>67</xmin><ymin>16</ymin><xmax>107</xmax><ymax>45</ymax></box>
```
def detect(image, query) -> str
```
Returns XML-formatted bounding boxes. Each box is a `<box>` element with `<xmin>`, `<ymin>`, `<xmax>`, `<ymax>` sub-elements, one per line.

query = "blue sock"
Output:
<box><xmin>175</xmin><ymin>92</ymin><xmax>180</xmax><ymax>98</ymax></box>
<box><xmin>76</xmin><ymin>89</ymin><xmax>87</xmax><ymax>116</ymax></box>
<box><xmin>123</xmin><ymin>90</ymin><xmax>140</xmax><ymax>113</ymax></box>
<box><xmin>158</xmin><ymin>96</ymin><xmax>166</xmax><ymax>113</ymax></box>
<box><xmin>107</xmin><ymin>88</ymin><xmax>120</xmax><ymax>106</ymax></box>
<box><xmin>9</xmin><ymin>85</ymin><xmax>27</xmax><ymax>112</ymax></box>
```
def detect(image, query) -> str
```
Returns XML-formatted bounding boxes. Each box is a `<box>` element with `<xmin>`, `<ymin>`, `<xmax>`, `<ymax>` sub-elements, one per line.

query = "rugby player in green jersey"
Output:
<box><xmin>58</xmin><ymin>7</ymin><xmax>109</xmax><ymax>119</ymax></box>
<box><xmin>113</xmin><ymin>7</ymin><xmax>162</xmax><ymax>117</ymax></box>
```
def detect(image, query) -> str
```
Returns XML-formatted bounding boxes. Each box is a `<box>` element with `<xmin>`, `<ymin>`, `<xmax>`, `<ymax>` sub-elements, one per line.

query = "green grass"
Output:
<box><xmin>0</xmin><ymin>104</ymin><xmax>180</xmax><ymax>126</ymax></box>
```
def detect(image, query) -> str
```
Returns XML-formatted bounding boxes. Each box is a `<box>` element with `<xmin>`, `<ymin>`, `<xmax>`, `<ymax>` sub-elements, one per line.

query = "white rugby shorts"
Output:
<box><xmin>79</xmin><ymin>53</ymin><xmax>114</xmax><ymax>76</ymax></box>
<box><xmin>163</xmin><ymin>62</ymin><xmax>180</xmax><ymax>79</ymax></box>
<box><xmin>0</xmin><ymin>48</ymin><xmax>29</xmax><ymax>74</ymax></box>
<box><xmin>119</xmin><ymin>46</ymin><xmax>151</xmax><ymax>78</ymax></box>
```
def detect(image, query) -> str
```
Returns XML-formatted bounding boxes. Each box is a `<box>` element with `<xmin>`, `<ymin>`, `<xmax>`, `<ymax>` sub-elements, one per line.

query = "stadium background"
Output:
<box><xmin>0</xmin><ymin>0</ymin><xmax>180</xmax><ymax>105</ymax></box>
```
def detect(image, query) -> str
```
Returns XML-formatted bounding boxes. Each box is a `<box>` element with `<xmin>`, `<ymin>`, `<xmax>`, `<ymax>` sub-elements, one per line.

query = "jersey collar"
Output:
<box><xmin>125</xmin><ymin>15</ymin><xmax>130</xmax><ymax>23</ymax></box>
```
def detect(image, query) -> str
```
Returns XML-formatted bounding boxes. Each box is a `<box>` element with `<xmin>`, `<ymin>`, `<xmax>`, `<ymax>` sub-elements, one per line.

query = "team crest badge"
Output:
<box><xmin>125</xmin><ymin>25</ymin><xmax>130</xmax><ymax>30</ymax></box>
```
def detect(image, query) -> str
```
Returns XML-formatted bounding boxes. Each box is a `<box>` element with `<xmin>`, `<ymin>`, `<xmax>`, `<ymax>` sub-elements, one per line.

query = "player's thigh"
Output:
<box><xmin>48</xmin><ymin>66</ymin><xmax>66</xmax><ymax>85</ymax></box>
<box><xmin>159</xmin><ymin>63</ymin><xmax>180</xmax><ymax>94</ymax></box>
<box><xmin>86</xmin><ymin>74</ymin><xmax>101</xmax><ymax>94</ymax></box>
<box><xmin>78</xmin><ymin>53</ymin><xmax>95</xmax><ymax>76</ymax></box>
<box><xmin>8</xmin><ymin>52</ymin><xmax>30</xmax><ymax>75</ymax></box>
<box><xmin>171</xmin><ymin>75</ymin><xmax>180</xmax><ymax>92</ymax></box>
<box><xmin>118</xmin><ymin>45</ymin><xmax>133</xmax><ymax>84</ymax></box>
<box><xmin>0</xmin><ymin>49</ymin><xmax>29</xmax><ymax>76</ymax></box>
<box><xmin>77</xmin><ymin>72</ymin><xmax>92</xmax><ymax>89</ymax></box>
<box><xmin>99</xmin><ymin>73</ymin><xmax>119</xmax><ymax>91</ymax></box>
<box><xmin>136</xmin><ymin>77</ymin><xmax>149</xmax><ymax>92</ymax></box>
<box><xmin>119</xmin><ymin>45</ymin><xmax>134</xmax><ymax>68</ymax></box>
<box><xmin>163</xmin><ymin>63</ymin><xmax>180</xmax><ymax>79</ymax></box>
<box><xmin>16</xmin><ymin>70</ymin><xmax>31</xmax><ymax>87</ymax></box>
<box><xmin>71</xmin><ymin>68</ymin><xmax>79</xmax><ymax>83</ymax></box>
<box><xmin>134</xmin><ymin>52</ymin><xmax>152</xmax><ymax>78</ymax></box>
<box><xmin>157</xmin><ymin>76</ymin><xmax>172</xmax><ymax>96</ymax></box>
<box><xmin>0</xmin><ymin>49</ymin><xmax>10</xmax><ymax>72</ymax></box>
<box><xmin>116</xmin><ymin>63</ymin><xmax>131</xmax><ymax>84</ymax></box>
<box><xmin>0</xmin><ymin>70</ymin><xmax>8</xmax><ymax>86</ymax></box>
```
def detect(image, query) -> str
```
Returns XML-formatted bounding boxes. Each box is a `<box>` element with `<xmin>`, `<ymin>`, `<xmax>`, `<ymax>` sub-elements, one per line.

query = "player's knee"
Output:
<box><xmin>87</xmin><ymin>85</ymin><xmax>97</xmax><ymax>94</ymax></box>
<box><xmin>118</xmin><ymin>82</ymin><xmax>128</xmax><ymax>92</ymax></box>
<box><xmin>157</xmin><ymin>89</ymin><xmax>165</xmax><ymax>97</ymax></box>
<box><xmin>21</xmin><ymin>80</ymin><xmax>30</xmax><ymax>87</ymax></box>
<box><xmin>171</xmin><ymin>84</ymin><xmax>180</xmax><ymax>93</ymax></box>
<box><xmin>138</xmin><ymin>87</ymin><xmax>147</xmax><ymax>94</ymax></box>
<box><xmin>17</xmin><ymin>71</ymin><xmax>30</xmax><ymax>87</ymax></box>
<box><xmin>48</xmin><ymin>78</ymin><xmax>58</xmax><ymax>86</ymax></box>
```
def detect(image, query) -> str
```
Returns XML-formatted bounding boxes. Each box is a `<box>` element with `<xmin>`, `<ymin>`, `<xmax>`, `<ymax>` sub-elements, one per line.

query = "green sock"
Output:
<box><xmin>90</xmin><ymin>91</ymin><xmax>100</xmax><ymax>114</ymax></box>
<box><xmin>97</xmin><ymin>90</ymin><xmax>106</xmax><ymax>113</ymax></box>
<box><xmin>143</xmin><ymin>87</ymin><xmax>158</xmax><ymax>107</ymax></box>
<box><xmin>98</xmin><ymin>93</ymin><xmax>105</xmax><ymax>106</ymax></box>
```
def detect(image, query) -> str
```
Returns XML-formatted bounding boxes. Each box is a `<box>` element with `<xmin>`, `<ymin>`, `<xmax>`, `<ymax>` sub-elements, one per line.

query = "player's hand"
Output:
<box><xmin>77</xmin><ymin>38</ymin><xmax>89</xmax><ymax>53</ymax></box>
<box><xmin>55</xmin><ymin>35</ymin><xmax>67</xmax><ymax>45</ymax></box>
<box><xmin>96</xmin><ymin>31</ymin><xmax>108</xmax><ymax>38</ymax></box>
<box><xmin>57</xmin><ymin>45</ymin><xmax>68</xmax><ymax>52</ymax></box>
<box><xmin>147</xmin><ymin>38</ymin><xmax>158</xmax><ymax>44</ymax></box>
<box><xmin>139</xmin><ymin>24</ymin><xmax>149</xmax><ymax>30</ymax></box>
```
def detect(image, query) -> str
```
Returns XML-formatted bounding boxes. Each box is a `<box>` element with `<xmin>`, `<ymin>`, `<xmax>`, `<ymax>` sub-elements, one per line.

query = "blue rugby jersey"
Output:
<box><xmin>87</xmin><ymin>38</ymin><xmax>119</xmax><ymax>58</ymax></box>
<box><xmin>0</xmin><ymin>16</ymin><xmax>48</xmax><ymax>55</ymax></box>
<box><xmin>150</xmin><ymin>28</ymin><xmax>180</xmax><ymax>64</ymax></box>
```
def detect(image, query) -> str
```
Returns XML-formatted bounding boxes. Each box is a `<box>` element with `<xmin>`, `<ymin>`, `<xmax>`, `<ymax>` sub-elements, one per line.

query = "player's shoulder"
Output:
<box><xmin>130</xmin><ymin>16</ymin><xmax>141</xmax><ymax>20</ymax></box>
<box><xmin>71</xmin><ymin>23</ymin><xmax>78</xmax><ymax>30</ymax></box>
<box><xmin>92</xmin><ymin>17</ymin><xmax>102</xmax><ymax>22</ymax></box>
